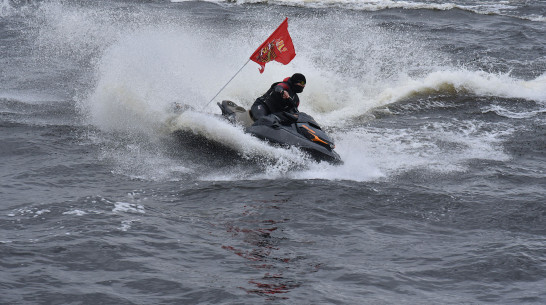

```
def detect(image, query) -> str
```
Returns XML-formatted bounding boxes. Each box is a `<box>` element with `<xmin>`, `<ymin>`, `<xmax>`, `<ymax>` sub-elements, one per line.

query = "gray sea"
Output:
<box><xmin>1</xmin><ymin>0</ymin><xmax>545</xmax><ymax>304</ymax></box>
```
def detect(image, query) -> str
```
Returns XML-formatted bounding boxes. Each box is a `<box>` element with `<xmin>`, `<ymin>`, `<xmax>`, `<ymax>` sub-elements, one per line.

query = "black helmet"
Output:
<box><xmin>290</xmin><ymin>73</ymin><xmax>306</xmax><ymax>93</ymax></box>
<box><xmin>291</xmin><ymin>73</ymin><xmax>306</xmax><ymax>86</ymax></box>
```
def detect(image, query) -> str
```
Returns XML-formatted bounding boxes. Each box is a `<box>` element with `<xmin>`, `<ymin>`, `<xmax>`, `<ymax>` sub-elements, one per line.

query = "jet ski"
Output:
<box><xmin>217</xmin><ymin>100</ymin><xmax>342</xmax><ymax>164</ymax></box>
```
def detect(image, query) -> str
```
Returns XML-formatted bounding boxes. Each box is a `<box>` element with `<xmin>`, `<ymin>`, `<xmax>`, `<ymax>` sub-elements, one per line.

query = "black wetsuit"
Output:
<box><xmin>250</xmin><ymin>79</ymin><xmax>300</xmax><ymax>121</ymax></box>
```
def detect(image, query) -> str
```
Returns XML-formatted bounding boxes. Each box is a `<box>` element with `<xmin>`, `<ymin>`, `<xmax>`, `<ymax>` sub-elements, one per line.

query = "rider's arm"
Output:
<box><xmin>273</xmin><ymin>84</ymin><xmax>290</xmax><ymax>99</ymax></box>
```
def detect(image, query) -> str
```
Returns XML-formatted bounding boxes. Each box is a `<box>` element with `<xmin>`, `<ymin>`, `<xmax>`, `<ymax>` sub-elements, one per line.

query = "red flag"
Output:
<box><xmin>250</xmin><ymin>18</ymin><xmax>296</xmax><ymax>73</ymax></box>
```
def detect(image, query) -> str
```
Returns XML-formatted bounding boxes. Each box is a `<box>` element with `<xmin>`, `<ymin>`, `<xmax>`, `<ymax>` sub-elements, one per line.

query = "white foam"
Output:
<box><xmin>169</xmin><ymin>0</ymin><xmax>543</xmax><ymax>22</ymax></box>
<box><xmin>62</xmin><ymin>210</ymin><xmax>88</xmax><ymax>216</ymax></box>
<box><xmin>167</xmin><ymin>111</ymin><xmax>308</xmax><ymax>162</ymax></box>
<box><xmin>290</xmin><ymin>132</ymin><xmax>385</xmax><ymax>181</ymax></box>
<box><xmin>348</xmin><ymin>119</ymin><xmax>513</xmax><ymax>177</ymax></box>
<box><xmin>113</xmin><ymin>202</ymin><xmax>145</xmax><ymax>214</ymax></box>
<box><xmin>119</xmin><ymin>219</ymin><xmax>139</xmax><ymax>231</ymax></box>
<box><xmin>72</xmin><ymin>4</ymin><xmax>540</xmax><ymax>182</ymax></box>
<box><xmin>33</xmin><ymin>209</ymin><xmax>50</xmax><ymax>218</ymax></box>
<box><xmin>482</xmin><ymin>105</ymin><xmax>546</xmax><ymax>119</ymax></box>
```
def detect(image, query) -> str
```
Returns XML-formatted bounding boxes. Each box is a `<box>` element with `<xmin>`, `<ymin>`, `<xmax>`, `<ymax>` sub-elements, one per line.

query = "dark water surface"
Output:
<box><xmin>1</xmin><ymin>0</ymin><xmax>545</xmax><ymax>304</ymax></box>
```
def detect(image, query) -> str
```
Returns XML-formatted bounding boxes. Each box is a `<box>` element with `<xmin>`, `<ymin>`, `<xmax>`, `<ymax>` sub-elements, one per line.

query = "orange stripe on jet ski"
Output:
<box><xmin>302</xmin><ymin>125</ymin><xmax>329</xmax><ymax>145</ymax></box>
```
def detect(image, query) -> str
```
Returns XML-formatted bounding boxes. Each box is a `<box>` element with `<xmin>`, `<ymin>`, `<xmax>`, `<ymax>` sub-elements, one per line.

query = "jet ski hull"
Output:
<box><xmin>218</xmin><ymin>100</ymin><xmax>342</xmax><ymax>164</ymax></box>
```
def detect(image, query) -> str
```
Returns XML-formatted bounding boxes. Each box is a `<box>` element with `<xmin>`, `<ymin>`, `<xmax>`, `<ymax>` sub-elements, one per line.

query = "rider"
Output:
<box><xmin>250</xmin><ymin>73</ymin><xmax>306</xmax><ymax>121</ymax></box>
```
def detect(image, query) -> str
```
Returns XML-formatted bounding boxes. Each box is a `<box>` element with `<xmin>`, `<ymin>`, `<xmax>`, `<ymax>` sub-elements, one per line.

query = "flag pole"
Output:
<box><xmin>202</xmin><ymin>17</ymin><xmax>292</xmax><ymax>110</ymax></box>
<box><xmin>202</xmin><ymin>59</ymin><xmax>251</xmax><ymax>110</ymax></box>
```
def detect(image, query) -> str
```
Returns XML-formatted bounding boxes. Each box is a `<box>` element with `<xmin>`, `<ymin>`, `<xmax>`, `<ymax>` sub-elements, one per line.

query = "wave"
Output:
<box><xmin>379</xmin><ymin>70</ymin><xmax>546</xmax><ymax>105</ymax></box>
<box><xmin>304</xmin><ymin>70</ymin><xmax>546</xmax><ymax>125</ymax></box>
<box><xmin>0</xmin><ymin>92</ymin><xmax>62</xmax><ymax>105</ymax></box>
<box><xmin>481</xmin><ymin>105</ymin><xmax>546</xmax><ymax>119</ymax></box>
<box><xmin>78</xmin><ymin>10</ymin><xmax>542</xmax><ymax>181</ymax></box>
<box><xmin>170</xmin><ymin>0</ymin><xmax>545</xmax><ymax>23</ymax></box>
<box><xmin>3</xmin><ymin>0</ymin><xmax>544</xmax><ymax>23</ymax></box>
<box><xmin>86</xmin><ymin>66</ymin><xmax>530</xmax><ymax>182</ymax></box>
<box><xmin>19</xmin><ymin>0</ymin><xmax>532</xmax><ymax>181</ymax></box>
